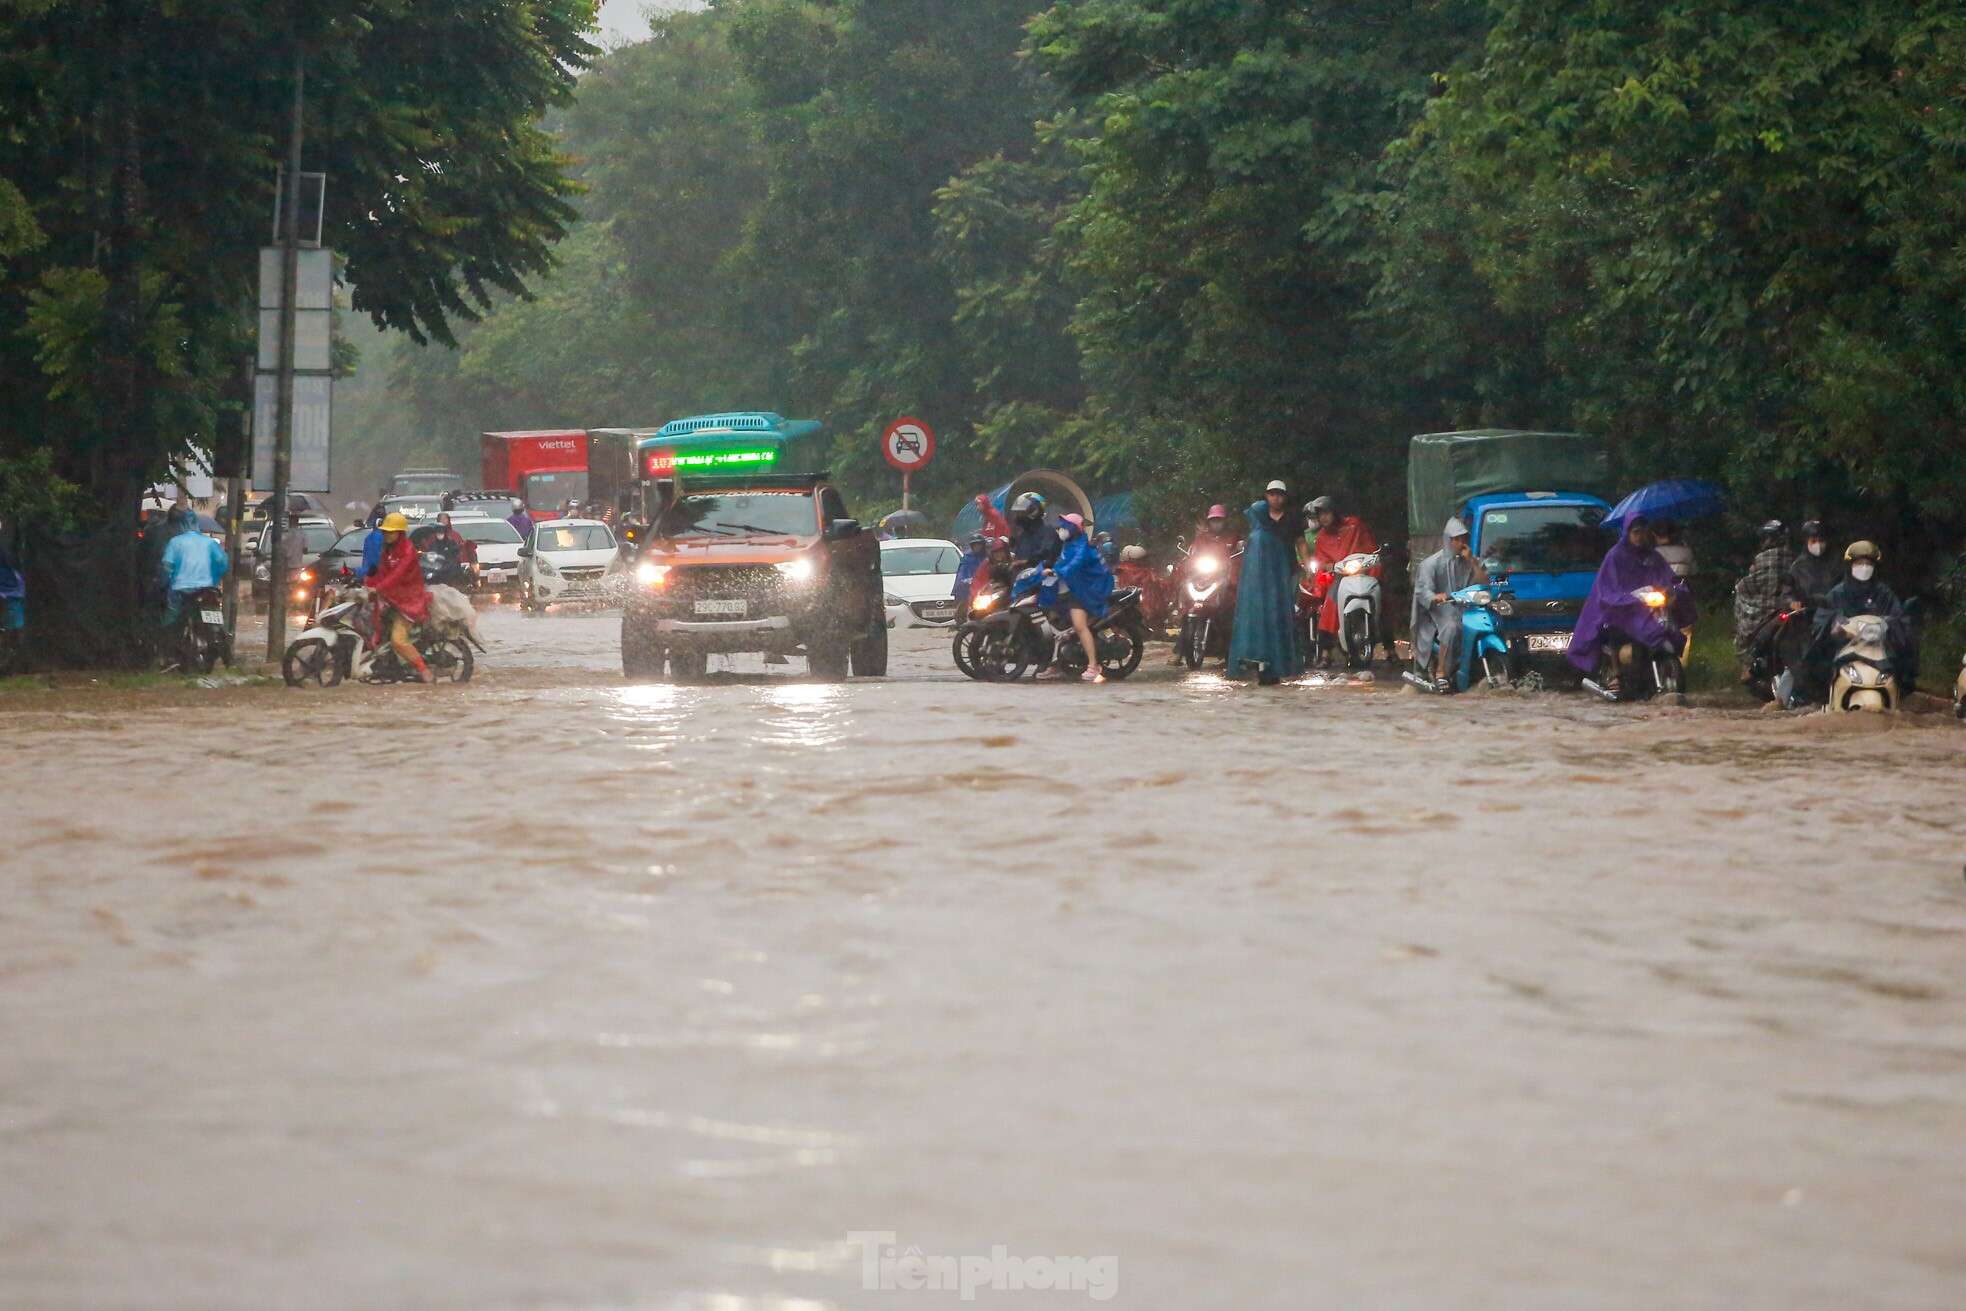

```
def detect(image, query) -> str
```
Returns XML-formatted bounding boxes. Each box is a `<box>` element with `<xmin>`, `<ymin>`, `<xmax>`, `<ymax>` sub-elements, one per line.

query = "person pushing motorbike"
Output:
<box><xmin>1796</xmin><ymin>540</ymin><xmax>1915</xmax><ymax>704</ymax></box>
<box><xmin>367</xmin><ymin>512</ymin><xmax>434</xmax><ymax>684</ymax></box>
<box><xmin>1304</xmin><ymin>494</ymin><xmax>1384</xmax><ymax>664</ymax></box>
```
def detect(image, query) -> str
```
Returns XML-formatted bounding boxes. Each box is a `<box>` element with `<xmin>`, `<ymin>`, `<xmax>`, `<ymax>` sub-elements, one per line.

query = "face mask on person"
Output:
<box><xmin>1807</xmin><ymin>541</ymin><xmax>1825</xmax><ymax>557</ymax></box>
<box><xmin>1851</xmin><ymin>563</ymin><xmax>1875</xmax><ymax>582</ymax></box>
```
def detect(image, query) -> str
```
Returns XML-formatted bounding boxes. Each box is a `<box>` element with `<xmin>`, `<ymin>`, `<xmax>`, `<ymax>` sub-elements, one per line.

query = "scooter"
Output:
<box><xmin>1580</xmin><ymin>586</ymin><xmax>1687</xmax><ymax>703</ymax></box>
<box><xmin>1327</xmin><ymin>549</ymin><xmax>1384</xmax><ymax>670</ymax></box>
<box><xmin>969</xmin><ymin>570</ymin><xmax>1148</xmax><ymax>682</ymax></box>
<box><xmin>282</xmin><ymin>586</ymin><xmax>477</xmax><ymax>687</ymax></box>
<box><xmin>1825</xmin><ymin>614</ymin><xmax>1900</xmax><ymax>714</ymax></box>
<box><xmin>1402</xmin><ymin>584</ymin><xmax>1512</xmax><ymax>693</ymax></box>
<box><xmin>1174</xmin><ymin>539</ymin><xmax>1240</xmax><ymax>669</ymax></box>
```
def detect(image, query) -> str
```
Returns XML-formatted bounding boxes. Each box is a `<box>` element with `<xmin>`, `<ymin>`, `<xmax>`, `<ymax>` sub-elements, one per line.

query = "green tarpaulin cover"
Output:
<box><xmin>1407</xmin><ymin>430</ymin><xmax>1611</xmax><ymax>536</ymax></box>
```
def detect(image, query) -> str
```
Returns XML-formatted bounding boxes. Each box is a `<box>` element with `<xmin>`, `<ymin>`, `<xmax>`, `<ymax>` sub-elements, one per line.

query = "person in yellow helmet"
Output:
<box><xmin>1796</xmin><ymin>539</ymin><xmax>1914</xmax><ymax>704</ymax></box>
<box><xmin>366</xmin><ymin>511</ymin><xmax>433</xmax><ymax>683</ymax></box>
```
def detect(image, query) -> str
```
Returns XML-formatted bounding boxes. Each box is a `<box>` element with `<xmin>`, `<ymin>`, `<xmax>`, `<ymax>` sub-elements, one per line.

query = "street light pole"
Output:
<box><xmin>265</xmin><ymin>48</ymin><xmax>304</xmax><ymax>661</ymax></box>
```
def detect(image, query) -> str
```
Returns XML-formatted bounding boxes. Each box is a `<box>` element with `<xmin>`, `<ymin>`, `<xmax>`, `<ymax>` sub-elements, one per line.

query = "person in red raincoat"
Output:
<box><xmin>367</xmin><ymin>512</ymin><xmax>433</xmax><ymax>683</ymax></box>
<box><xmin>1307</xmin><ymin>495</ymin><xmax>1380</xmax><ymax>640</ymax></box>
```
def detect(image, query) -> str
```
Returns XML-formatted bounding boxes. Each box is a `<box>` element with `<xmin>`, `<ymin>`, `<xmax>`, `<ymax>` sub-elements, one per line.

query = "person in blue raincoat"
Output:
<box><xmin>951</xmin><ymin>534</ymin><xmax>988</xmax><ymax>601</ymax></box>
<box><xmin>1019</xmin><ymin>513</ymin><xmax>1113</xmax><ymax>683</ymax></box>
<box><xmin>0</xmin><ymin>528</ymin><xmax>25</xmax><ymax>632</ymax></box>
<box><xmin>1228</xmin><ymin>480</ymin><xmax>1308</xmax><ymax>684</ymax></box>
<box><xmin>158</xmin><ymin>508</ymin><xmax>228</xmax><ymax>628</ymax></box>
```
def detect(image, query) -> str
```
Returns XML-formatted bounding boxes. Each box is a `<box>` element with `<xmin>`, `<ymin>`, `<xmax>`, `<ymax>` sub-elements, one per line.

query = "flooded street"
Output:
<box><xmin>4</xmin><ymin>609</ymin><xmax>1965</xmax><ymax>1309</ymax></box>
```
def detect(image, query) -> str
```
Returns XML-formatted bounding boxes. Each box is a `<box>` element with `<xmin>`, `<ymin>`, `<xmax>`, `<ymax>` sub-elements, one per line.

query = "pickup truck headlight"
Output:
<box><xmin>635</xmin><ymin>560</ymin><xmax>669</xmax><ymax>587</ymax></box>
<box><xmin>775</xmin><ymin>559</ymin><xmax>815</xmax><ymax>584</ymax></box>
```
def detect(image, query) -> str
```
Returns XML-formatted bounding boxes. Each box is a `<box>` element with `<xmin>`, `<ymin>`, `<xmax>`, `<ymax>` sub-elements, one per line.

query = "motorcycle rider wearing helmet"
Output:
<box><xmin>366</xmin><ymin>512</ymin><xmax>434</xmax><ymax>684</ymax></box>
<box><xmin>1193</xmin><ymin>504</ymin><xmax>1241</xmax><ymax>552</ymax></box>
<box><xmin>1412</xmin><ymin>517</ymin><xmax>1489</xmax><ymax>685</ymax></box>
<box><xmin>952</xmin><ymin>533</ymin><xmax>989</xmax><ymax>605</ymax></box>
<box><xmin>1797</xmin><ymin>540</ymin><xmax>1914</xmax><ymax>703</ymax></box>
<box><xmin>1732</xmin><ymin>519</ymin><xmax>1794</xmax><ymax>675</ymax></box>
<box><xmin>1305</xmin><ymin>494</ymin><xmax>1381</xmax><ymax>660</ymax></box>
<box><xmin>1787</xmin><ymin>519</ymin><xmax>1839</xmax><ymax>611</ymax></box>
<box><xmin>1008</xmin><ymin>492</ymin><xmax>1061</xmax><ymax>570</ymax></box>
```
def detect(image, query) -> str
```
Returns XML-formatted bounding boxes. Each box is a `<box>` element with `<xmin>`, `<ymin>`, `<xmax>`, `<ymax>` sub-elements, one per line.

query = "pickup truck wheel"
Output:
<box><xmin>808</xmin><ymin>637</ymin><xmax>849</xmax><ymax>682</ymax></box>
<box><xmin>622</xmin><ymin>620</ymin><xmax>664</xmax><ymax>680</ymax></box>
<box><xmin>849</xmin><ymin>622</ymin><xmax>888</xmax><ymax>677</ymax></box>
<box><xmin>669</xmin><ymin>648</ymin><xmax>708</xmax><ymax>682</ymax></box>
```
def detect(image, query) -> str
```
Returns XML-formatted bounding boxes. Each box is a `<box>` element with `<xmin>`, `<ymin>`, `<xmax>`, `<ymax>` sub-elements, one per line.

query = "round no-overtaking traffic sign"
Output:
<box><xmin>882</xmin><ymin>417</ymin><xmax>936</xmax><ymax>474</ymax></box>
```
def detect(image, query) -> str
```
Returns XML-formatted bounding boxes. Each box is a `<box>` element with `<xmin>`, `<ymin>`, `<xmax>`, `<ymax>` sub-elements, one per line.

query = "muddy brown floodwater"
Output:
<box><xmin>4</xmin><ymin>608</ymin><xmax>1965</xmax><ymax>1309</ymax></box>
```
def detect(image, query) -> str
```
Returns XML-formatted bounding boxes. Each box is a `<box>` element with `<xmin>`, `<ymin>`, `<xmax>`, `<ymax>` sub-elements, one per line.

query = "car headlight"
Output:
<box><xmin>254</xmin><ymin>563</ymin><xmax>270</xmax><ymax>582</ymax></box>
<box><xmin>776</xmin><ymin>558</ymin><xmax>815</xmax><ymax>584</ymax></box>
<box><xmin>884</xmin><ymin>592</ymin><xmax>905</xmax><ymax>606</ymax></box>
<box><xmin>1492</xmin><ymin>596</ymin><xmax>1515</xmax><ymax>617</ymax></box>
<box><xmin>536</xmin><ymin>556</ymin><xmax>559</xmax><ymax>576</ymax></box>
<box><xmin>636</xmin><ymin>560</ymin><xmax>669</xmax><ymax>588</ymax></box>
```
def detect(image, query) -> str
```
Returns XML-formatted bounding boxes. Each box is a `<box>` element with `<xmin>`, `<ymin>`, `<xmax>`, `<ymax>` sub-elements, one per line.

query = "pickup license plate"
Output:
<box><xmin>199</xmin><ymin>609</ymin><xmax>224</xmax><ymax>625</ymax></box>
<box><xmin>694</xmin><ymin>599</ymin><xmax>747</xmax><ymax>617</ymax></box>
<box><xmin>1526</xmin><ymin>632</ymin><xmax>1569</xmax><ymax>653</ymax></box>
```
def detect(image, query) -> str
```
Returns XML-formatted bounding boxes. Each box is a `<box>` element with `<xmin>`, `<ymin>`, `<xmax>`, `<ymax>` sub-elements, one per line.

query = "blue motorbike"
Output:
<box><xmin>1402</xmin><ymin>584</ymin><xmax>1516</xmax><ymax>694</ymax></box>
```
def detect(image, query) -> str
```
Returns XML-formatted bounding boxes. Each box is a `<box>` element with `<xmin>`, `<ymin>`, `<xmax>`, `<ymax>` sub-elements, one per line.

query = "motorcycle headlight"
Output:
<box><xmin>1341</xmin><ymin>560</ymin><xmax>1363</xmax><ymax>576</ymax></box>
<box><xmin>1468</xmin><ymin>590</ymin><xmax>1492</xmax><ymax>607</ymax></box>
<box><xmin>1194</xmin><ymin>555</ymin><xmax>1220</xmax><ymax>576</ymax></box>
<box><xmin>775</xmin><ymin>558</ymin><xmax>815</xmax><ymax>584</ymax></box>
<box><xmin>1187</xmin><ymin>581</ymin><xmax>1218</xmax><ymax>602</ymax></box>
<box><xmin>1637</xmin><ymin>587</ymin><xmax>1667</xmax><ymax>608</ymax></box>
<box><xmin>1855</xmin><ymin>619</ymin><xmax>1886</xmax><ymax>644</ymax></box>
<box><xmin>972</xmin><ymin>591</ymin><xmax>1001</xmax><ymax>614</ymax></box>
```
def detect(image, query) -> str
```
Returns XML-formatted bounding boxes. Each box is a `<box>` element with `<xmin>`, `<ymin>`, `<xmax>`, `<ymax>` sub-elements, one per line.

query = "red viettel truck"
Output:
<box><xmin>481</xmin><ymin>430</ymin><xmax>589</xmax><ymax>520</ymax></box>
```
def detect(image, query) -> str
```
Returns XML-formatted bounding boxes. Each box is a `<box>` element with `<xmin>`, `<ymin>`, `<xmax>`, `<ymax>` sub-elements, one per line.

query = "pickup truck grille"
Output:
<box><xmin>671</xmin><ymin>565</ymin><xmax>784</xmax><ymax>601</ymax></box>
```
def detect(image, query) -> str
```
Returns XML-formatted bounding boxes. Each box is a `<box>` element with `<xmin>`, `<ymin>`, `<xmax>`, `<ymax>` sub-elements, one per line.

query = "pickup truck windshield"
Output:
<box><xmin>1480</xmin><ymin>504</ymin><xmax>1607</xmax><ymax>575</ymax></box>
<box><xmin>657</xmin><ymin>492</ymin><xmax>818</xmax><ymax>539</ymax></box>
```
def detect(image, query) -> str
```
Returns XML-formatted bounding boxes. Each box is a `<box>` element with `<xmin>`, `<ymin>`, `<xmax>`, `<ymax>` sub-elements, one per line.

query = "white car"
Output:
<box><xmin>520</xmin><ymin>518</ymin><xmax>620</xmax><ymax>611</ymax></box>
<box><xmin>446</xmin><ymin>514</ymin><xmax>525</xmax><ymax>593</ymax></box>
<box><xmin>881</xmin><ymin>538</ymin><xmax>965</xmax><ymax>628</ymax></box>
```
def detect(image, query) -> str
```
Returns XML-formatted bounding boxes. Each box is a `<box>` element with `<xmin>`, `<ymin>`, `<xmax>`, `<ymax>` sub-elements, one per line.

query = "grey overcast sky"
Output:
<box><xmin>596</xmin><ymin>1</ymin><xmax>705</xmax><ymax>46</ymax></box>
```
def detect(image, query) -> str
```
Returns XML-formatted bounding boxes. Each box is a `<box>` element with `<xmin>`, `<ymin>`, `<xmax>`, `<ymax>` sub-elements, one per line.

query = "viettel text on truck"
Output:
<box><xmin>618</xmin><ymin>413</ymin><xmax>887</xmax><ymax>684</ymax></box>
<box><xmin>482</xmin><ymin>430</ymin><xmax>588</xmax><ymax>520</ymax></box>
<box><xmin>1407</xmin><ymin>429</ymin><xmax>1614</xmax><ymax>678</ymax></box>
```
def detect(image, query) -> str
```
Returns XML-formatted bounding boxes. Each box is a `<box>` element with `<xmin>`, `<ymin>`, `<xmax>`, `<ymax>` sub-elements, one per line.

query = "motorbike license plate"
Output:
<box><xmin>694</xmin><ymin>599</ymin><xmax>747</xmax><ymax>617</ymax></box>
<box><xmin>1526</xmin><ymin>633</ymin><xmax>1569</xmax><ymax>653</ymax></box>
<box><xmin>199</xmin><ymin>609</ymin><xmax>224</xmax><ymax>625</ymax></box>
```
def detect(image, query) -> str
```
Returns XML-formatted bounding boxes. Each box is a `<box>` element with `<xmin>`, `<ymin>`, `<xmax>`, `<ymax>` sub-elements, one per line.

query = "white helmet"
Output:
<box><xmin>1119</xmin><ymin>544</ymin><xmax>1147</xmax><ymax>563</ymax></box>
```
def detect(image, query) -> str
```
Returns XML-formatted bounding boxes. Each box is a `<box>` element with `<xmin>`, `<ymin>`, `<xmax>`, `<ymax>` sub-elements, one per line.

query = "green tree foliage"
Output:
<box><xmin>1380</xmin><ymin>0</ymin><xmax>1966</xmax><ymax>564</ymax></box>
<box><xmin>0</xmin><ymin>0</ymin><xmax>595</xmax><ymax>663</ymax></box>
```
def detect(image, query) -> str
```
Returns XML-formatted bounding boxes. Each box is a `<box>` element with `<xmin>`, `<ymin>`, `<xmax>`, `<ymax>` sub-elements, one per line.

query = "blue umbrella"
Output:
<box><xmin>1601</xmin><ymin>478</ymin><xmax>1724</xmax><ymax>533</ymax></box>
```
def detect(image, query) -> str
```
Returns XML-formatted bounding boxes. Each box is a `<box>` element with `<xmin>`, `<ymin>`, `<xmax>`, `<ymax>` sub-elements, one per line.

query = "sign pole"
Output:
<box><xmin>265</xmin><ymin>48</ymin><xmax>305</xmax><ymax>661</ymax></box>
<box><xmin>902</xmin><ymin>471</ymin><xmax>911</xmax><ymax>513</ymax></box>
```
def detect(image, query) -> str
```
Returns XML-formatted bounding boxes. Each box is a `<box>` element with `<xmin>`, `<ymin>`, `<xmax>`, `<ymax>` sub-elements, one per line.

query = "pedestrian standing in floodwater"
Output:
<box><xmin>1229</xmin><ymin>479</ymin><xmax>1308</xmax><ymax>685</ymax></box>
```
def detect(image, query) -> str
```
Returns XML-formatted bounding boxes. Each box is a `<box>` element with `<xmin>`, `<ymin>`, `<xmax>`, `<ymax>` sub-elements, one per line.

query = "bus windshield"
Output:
<box><xmin>1480</xmin><ymin>504</ymin><xmax>1608</xmax><ymax>575</ymax></box>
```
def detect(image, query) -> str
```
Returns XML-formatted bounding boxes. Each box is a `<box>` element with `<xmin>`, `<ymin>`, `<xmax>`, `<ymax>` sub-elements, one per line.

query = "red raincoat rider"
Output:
<box><xmin>1307</xmin><ymin>496</ymin><xmax>1378</xmax><ymax>636</ymax></box>
<box><xmin>368</xmin><ymin>512</ymin><xmax>433</xmax><ymax>682</ymax></box>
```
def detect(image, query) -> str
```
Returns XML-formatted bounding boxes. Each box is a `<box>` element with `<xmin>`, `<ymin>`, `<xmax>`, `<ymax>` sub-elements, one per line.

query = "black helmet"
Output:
<box><xmin>1800</xmin><ymin>519</ymin><xmax>1825</xmax><ymax>538</ymax></box>
<box><xmin>1307</xmin><ymin>495</ymin><xmax>1335</xmax><ymax>519</ymax></box>
<box><xmin>966</xmin><ymin>533</ymin><xmax>986</xmax><ymax>550</ymax></box>
<box><xmin>1011</xmin><ymin>492</ymin><xmax>1046</xmax><ymax>521</ymax></box>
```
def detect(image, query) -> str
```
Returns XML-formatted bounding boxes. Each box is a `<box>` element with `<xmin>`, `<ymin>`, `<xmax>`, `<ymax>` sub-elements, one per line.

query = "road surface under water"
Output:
<box><xmin>3</xmin><ymin>609</ymin><xmax>1964</xmax><ymax>1309</ymax></box>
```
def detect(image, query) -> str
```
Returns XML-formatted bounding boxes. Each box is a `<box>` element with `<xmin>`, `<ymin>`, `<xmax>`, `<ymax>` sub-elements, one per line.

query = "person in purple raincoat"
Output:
<box><xmin>1567</xmin><ymin>516</ymin><xmax>1695</xmax><ymax>683</ymax></box>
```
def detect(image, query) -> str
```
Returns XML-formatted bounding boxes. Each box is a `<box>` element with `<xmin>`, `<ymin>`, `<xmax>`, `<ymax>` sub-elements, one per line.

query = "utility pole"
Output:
<box><xmin>266</xmin><ymin>49</ymin><xmax>304</xmax><ymax>661</ymax></box>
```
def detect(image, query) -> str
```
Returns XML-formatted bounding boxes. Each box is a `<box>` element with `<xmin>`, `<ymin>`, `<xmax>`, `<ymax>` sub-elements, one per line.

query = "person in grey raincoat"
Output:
<box><xmin>1410</xmin><ymin>517</ymin><xmax>1487</xmax><ymax>684</ymax></box>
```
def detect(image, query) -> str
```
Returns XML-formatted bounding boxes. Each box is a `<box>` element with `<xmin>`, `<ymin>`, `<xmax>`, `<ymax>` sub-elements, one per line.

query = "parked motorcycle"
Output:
<box><xmin>1580</xmin><ymin>586</ymin><xmax>1687</xmax><ymax>703</ymax></box>
<box><xmin>968</xmin><ymin>572</ymin><xmax>1148</xmax><ymax>682</ymax></box>
<box><xmin>1824</xmin><ymin>614</ymin><xmax>1900</xmax><ymax>714</ymax></box>
<box><xmin>1174</xmin><ymin>539</ymin><xmax>1240</xmax><ymax>670</ymax></box>
<box><xmin>282</xmin><ymin>586</ymin><xmax>477</xmax><ymax>687</ymax></box>
<box><xmin>173</xmin><ymin>586</ymin><xmax>229</xmax><ymax>675</ymax></box>
<box><xmin>1402</xmin><ymin>584</ymin><xmax>1512</xmax><ymax>693</ymax></box>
